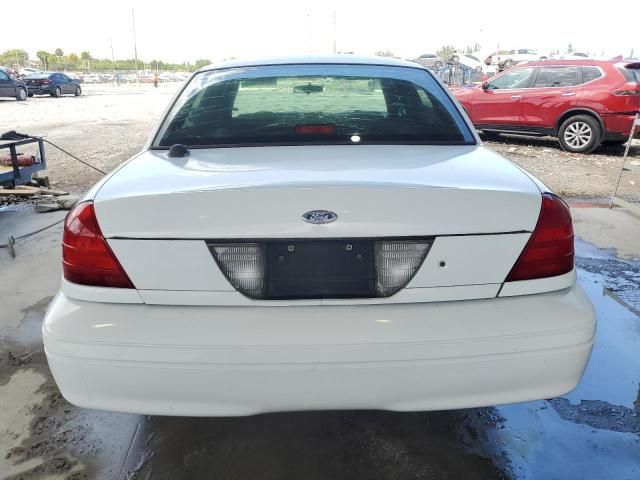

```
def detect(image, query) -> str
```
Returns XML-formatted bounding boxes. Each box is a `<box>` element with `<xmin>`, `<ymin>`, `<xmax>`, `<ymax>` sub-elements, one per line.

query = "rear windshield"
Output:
<box><xmin>155</xmin><ymin>64</ymin><xmax>473</xmax><ymax>147</ymax></box>
<box><xmin>618</xmin><ymin>65</ymin><xmax>640</xmax><ymax>83</ymax></box>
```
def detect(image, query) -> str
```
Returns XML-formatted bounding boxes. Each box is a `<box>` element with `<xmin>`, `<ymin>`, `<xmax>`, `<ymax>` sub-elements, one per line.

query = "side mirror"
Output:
<box><xmin>481</xmin><ymin>82</ymin><xmax>490</xmax><ymax>90</ymax></box>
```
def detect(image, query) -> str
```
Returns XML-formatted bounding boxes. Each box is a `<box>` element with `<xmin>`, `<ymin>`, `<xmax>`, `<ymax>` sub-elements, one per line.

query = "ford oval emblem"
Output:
<box><xmin>302</xmin><ymin>210</ymin><xmax>338</xmax><ymax>224</ymax></box>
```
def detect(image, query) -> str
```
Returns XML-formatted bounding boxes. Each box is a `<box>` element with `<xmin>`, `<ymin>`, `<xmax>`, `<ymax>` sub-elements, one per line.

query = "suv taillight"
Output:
<box><xmin>62</xmin><ymin>201</ymin><xmax>134</xmax><ymax>288</ymax></box>
<box><xmin>613</xmin><ymin>90</ymin><xmax>640</xmax><ymax>96</ymax></box>
<box><xmin>506</xmin><ymin>193</ymin><xmax>574</xmax><ymax>282</ymax></box>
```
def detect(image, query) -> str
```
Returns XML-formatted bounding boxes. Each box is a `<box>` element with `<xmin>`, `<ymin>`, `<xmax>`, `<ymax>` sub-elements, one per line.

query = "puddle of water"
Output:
<box><xmin>494</xmin><ymin>401</ymin><xmax>640</xmax><ymax>480</ymax></box>
<box><xmin>565</xmin><ymin>273</ymin><xmax>640</xmax><ymax>409</ymax></box>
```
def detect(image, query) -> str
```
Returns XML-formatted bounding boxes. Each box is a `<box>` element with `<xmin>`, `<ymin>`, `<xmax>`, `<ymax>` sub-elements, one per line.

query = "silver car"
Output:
<box><xmin>413</xmin><ymin>53</ymin><xmax>444</xmax><ymax>69</ymax></box>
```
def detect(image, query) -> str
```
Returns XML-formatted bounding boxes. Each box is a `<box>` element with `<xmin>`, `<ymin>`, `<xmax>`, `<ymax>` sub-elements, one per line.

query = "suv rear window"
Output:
<box><xmin>618</xmin><ymin>65</ymin><xmax>640</xmax><ymax>83</ymax></box>
<box><xmin>156</xmin><ymin>64</ymin><xmax>473</xmax><ymax>147</ymax></box>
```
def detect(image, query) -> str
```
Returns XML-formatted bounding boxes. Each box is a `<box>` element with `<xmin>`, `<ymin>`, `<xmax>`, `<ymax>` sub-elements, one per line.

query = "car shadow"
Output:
<box><xmin>480</xmin><ymin>133</ymin><xmax>634</xmax><ymax>156</ymax></box>
<box><xmin>120</xmin><ymin>408</ymin><xmax>511</xmax><ymax>480</ymax></box>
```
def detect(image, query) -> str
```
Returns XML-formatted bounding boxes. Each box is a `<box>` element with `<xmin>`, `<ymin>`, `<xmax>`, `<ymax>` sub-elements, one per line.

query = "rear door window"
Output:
<box><xmin>156</xmin><ymin>65</ymin><xmax>474</xmax><ymax>147</ymax></box>
<box><xmin>582</xmin><ymin>66</ymin><xmax>603</xmax><ymax>83</ymax></box>
<box><xmin>533</xmin><ymin>67</ymin><xmax>579</xmax><ymax>87</ymax></box>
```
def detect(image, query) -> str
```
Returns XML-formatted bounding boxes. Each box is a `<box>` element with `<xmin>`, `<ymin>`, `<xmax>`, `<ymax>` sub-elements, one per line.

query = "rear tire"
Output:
<box><xmin>74</xmin><ymin>86</ymin><xmax>81</xmax><ymax>96</ymax></box>
<box><xmin>434</xmin><ymin>61</ymin><xmax>443</xmax><ymax>69</ymax></box>
<box><xmin>51</xmin><ymin>86</ymin><xmax>62</xmax><ymax>98</ymax></box>
<box><xmin>558</xmin><ymin>115</ymin><xmax>601</xmax><ymax>153</ymax></box>
<box><xmin>16</xmin><ymin>87</ymin><xmax>27</xmax><ymax>101</ymax></box>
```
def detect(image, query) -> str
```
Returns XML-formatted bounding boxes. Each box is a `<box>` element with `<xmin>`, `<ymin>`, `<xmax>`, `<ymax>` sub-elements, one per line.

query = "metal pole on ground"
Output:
<box><xmin>132</xmin><ymin>8</ymin><xmax>140</xmax><ymax>86</ymax></box>
<box><xmin>110</xmin><ymin>39</ymin><xmax>117</xmax><ymax>86</ymax></box>
<box><xmin>609</xmin><ymin>112</ymin><xmax>639</xmax><ymax>208</ymax></box>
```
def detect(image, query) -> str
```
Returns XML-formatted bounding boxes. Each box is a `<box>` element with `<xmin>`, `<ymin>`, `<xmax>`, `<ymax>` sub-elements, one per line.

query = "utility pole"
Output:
<box><xmin>333</xmin><ymin>10</ymin><xmax>337</xmax><ymax>54</ymax></box>
<box><xmin>110</xmin><ymin>39</ymin><xmax>117</xmax><ymax>86</ymax></box>
<box><xmin>307</xmin><ymin>9</ymin><xmax>312</xmax><ymax>54</ymax></box>
<box><xmin>132</xmin><ymin>8</ymin><xmax>140</xmax><ymax>85</ymax></box>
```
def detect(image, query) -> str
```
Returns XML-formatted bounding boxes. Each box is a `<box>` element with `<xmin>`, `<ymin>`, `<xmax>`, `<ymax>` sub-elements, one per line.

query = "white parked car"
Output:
<box><xmin>451</xmin><ymin>53</ymin><xmax>485</xmax><ymax>71</ymax></box>
<box><xmin>18</xmin><ymin>67</ymin><xmax>40</xmax><ymax>77</ymax></box>
<box><xmin>492</xmin><ymin>49</ymin><xmax>546</xmax><ymax>68</ymax></box>
<box><xmin>43</xmin><ymin>56</ymin><xmax>595</xmax><ymax>416</ymax></box>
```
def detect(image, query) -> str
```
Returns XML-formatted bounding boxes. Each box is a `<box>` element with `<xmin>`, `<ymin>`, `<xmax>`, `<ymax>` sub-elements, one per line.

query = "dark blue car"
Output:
<box><xmin>24</xmin><ymin>72</ymin><xmax>81</xmax><ymax>98</ymax></box>
<box><xmin>0</xmin><ymin>66</ymin><xmax>28</xmax><ymax>101</ymax></box>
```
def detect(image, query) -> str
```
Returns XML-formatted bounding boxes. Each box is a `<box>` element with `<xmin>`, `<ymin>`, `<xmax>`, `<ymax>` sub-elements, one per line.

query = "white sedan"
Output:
<box><xmin>43</xmin><ymin>56</ymin><xmax>595</xmax><ymax>416</ymax></box>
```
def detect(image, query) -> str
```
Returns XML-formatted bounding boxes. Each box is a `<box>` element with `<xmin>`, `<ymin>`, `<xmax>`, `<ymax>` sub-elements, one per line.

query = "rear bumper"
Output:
<box><xmin>602</xmin><ymin>113</ymin><xmax>640</xmax><ymax>140</ymax></box>
<box><xmin>26</xmin><ymin>87</ymin><xmax>52</xmax><ymax>95</ymax></box>
<box><xmin>43</xmin><ymin>285</ymin><xmax>595</xmax><ymax>416</ymax></box>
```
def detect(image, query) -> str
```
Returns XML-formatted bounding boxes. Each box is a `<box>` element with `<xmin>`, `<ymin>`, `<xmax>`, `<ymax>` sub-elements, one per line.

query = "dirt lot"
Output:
<box><xmin>1</xmin><ymin>83</ymin><xmax>639</xmax><ymax>203</ymax></box>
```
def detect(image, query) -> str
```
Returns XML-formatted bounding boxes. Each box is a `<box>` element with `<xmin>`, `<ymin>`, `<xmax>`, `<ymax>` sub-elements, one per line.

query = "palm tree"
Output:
<box><xmin>68</xmin><ymin>53</ymin><xmax>79</xmax><ymax>69</ymax></box>
<box><xmin>36</xmin><ymin>50</ymin><xmax>50</xmax><ymax>70</ymax></box>
<box><xmin>80</xmin><ymin>51</ymin><xmax>91</xmax><ymax>73</ymax></box>
<box><xmin>54</xmin><ymin>48</ymin><xmax>63</xmax><ymax>69</ymax></box>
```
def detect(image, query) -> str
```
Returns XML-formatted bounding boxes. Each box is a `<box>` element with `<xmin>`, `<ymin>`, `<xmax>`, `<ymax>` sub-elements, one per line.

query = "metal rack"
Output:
<box><xmin>0</xmin><ymin>136</ymin><xmax>46</xmax><ymax>188</ymax></box>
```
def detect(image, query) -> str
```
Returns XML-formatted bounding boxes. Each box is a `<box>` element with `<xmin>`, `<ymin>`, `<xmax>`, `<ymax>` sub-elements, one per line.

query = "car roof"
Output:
<box><xmin>198</xmin><ymin>55</ymin><xmax>424</xmax><ymax>72</ymax></box>
<box><xmin>518</xmin><ymin>59</ymin><xmax>622</xmax><ymax>67</ymax></box>
<box><xmin>26</xmin><ymin>72</ymin><xmax>56</xmax><ymax>78</ymax></box>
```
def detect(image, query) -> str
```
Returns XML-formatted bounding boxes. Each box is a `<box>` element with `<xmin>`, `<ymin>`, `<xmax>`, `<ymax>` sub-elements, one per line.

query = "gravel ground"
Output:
<box><xmin>485</xmin><ymin>135</ymin><xmax>640</xmax><ymax>204</ymax></box>
<box><xmin>1</xmin><ymin>84</ymin><xmax>639</xmax><ymax>203</ymax></box>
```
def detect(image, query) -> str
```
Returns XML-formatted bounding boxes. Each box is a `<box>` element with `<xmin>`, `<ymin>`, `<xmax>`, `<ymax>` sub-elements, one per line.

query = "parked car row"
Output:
<box><xmin>452</xmin><ymin>59</ymin><xmax>640</xmax><ymax>153</ymax></box>
<box><xmin>0</xmin><ymin>68</ymin><xmax>81</xmax><ymax>100</ymax></box>
<box><xmin>78</xmin><ymin>71</ymin><xmax>189</xmax><ymax>84</ymax></box>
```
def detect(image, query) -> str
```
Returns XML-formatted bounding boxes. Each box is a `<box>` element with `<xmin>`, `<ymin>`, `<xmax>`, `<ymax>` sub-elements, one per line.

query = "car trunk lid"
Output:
<box><xmin>94</xmin><ymin>145</ymin><xmax>541</xmax><ymax>238</ymax></box>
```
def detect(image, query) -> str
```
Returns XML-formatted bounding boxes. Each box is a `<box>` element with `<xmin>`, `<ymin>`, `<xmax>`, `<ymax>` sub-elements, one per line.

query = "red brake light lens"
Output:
<box><xmin>294</xmin><ymin>123</ymin><xmax>337</xmax><ymax>135</ymax></box>
<box><xmin>506</xmin><ymin>193</ymin><xmax>574</xmax><ymax>282</ymax></box>
<box><xmin>62</xmin><ymin>201</ymin><xmax>134</xmax><ymax>288</ymax></box>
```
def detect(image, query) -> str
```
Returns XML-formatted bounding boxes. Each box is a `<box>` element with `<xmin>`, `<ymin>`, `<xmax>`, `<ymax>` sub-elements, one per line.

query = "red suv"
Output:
<box><xmin>452</xmin><ymin>60</ymin><xmax>640</xmax><ymax>153</ymax></box>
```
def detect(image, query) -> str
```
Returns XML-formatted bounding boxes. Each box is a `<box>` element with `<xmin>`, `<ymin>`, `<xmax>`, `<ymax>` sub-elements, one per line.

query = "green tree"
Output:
<box><xmin>36</xmin><ymin>50</ymin><xmax>50</xmax><ymax>70</ymax></box>
<box><xmin>0</xmin><ymin>49</ymin><xmax>29</xmax><ymax>68</ymax></box>
<box><xmin>80</xmin><ymin>51</ymin><xmax>91</xmax><ymax>72</ymax></box>
<box><xmin>194</xmin><ymin>58</ymin><xmax>212</xmax><ymax>69</ymax></box>
<box><xmin>68</xmin><ymin>53</ymin><xmax>79</xmax><ymax>68</ymax></box>
<box><xmin>54</xmin><ymin>48</ymin><xmax>64</xmax><ymax>69</ymax></box>
<box><xmin>436</xmin><ymin>45</ymin><xmax>457</xmax><ymax>61</ymax></box>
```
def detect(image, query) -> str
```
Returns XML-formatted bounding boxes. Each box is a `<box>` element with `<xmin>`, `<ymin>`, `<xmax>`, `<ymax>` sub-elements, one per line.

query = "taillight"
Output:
<box><xmin>62</xmin><ymin>201</ymin><xmax>134</xmax><ymax>288</ymax></box>
<box><xmin>506</xmin><ymin>193</ymin><xmax>574</xmax><ymax>282</ymax></box>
